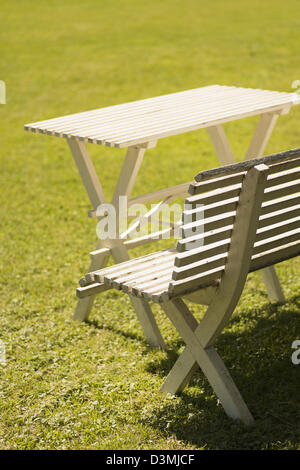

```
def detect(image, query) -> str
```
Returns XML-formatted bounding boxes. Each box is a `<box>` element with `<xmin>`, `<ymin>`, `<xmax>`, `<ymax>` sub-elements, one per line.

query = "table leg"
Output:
<box><xmin>245</xmin><ymin>112</ymin><xmax>279</xmax><ymax>160</ymax></box>
<box><xmin>244</xmin><ymin>112</ymin><xmax>286</xmax><ymax>301</ymax></box>
<box><xmin>206</xmin><ymin>125</ymin><xmax>235</xmax><ymax>165</ymax></box>
<box><xmin>67</xmin><ymin>138</ymin><xmax>109</xmax><ymax>321</ymax></box>
<box><xmin>68</xmin><ymin>139</ymin><xmax>165</xmax><ymax>348</ymax></box>
<box><xmin>206</xmin><ymin>114</ymin><xmax>286</xmax><ymax>302</ymax></box>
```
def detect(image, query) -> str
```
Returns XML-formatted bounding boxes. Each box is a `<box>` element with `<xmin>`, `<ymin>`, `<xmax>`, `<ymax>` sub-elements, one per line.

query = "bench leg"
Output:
<box><xmin>160</xmin><ymin>346</ymin><xmax>198</xmax><ymax>395</ymax></box>
<box><xmin>74</xmin><ymin>296</ymin><xmax>95</xmax><ymax>322</ymax></box>
<box><xmin>161</xmin><ymin>167</ymin><xmax>269</xmax><ymax>423</ymax></box>
<box><xmin>260</xmin><ymin>266</ymin><xmax>285</xmax><ymax>302</ymax></box>
<box><xmin>130</xmin><ymin>296</ymin><xmax>165</xmax><ymax>348</ymax></box>
<box><xmin>161</xmin><ymin>299</ymin><xmax>254</xmax><ymax>425</ymax></box>
<box><xmin>75</xmin><ymin>283</ymin><xmax>165</xmax><ymax>348</ymax></box>
<box><xmin>73</xmin><ymin>238</ymin><xmax>110</xmax><ymax>321</ymax></box>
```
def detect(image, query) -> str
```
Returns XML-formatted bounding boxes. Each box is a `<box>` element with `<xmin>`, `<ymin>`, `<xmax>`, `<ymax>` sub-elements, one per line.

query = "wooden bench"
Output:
<box><xmin>77</xmin><ymin>148</ymin><xmax>300</xmax><ymax>425</ymax></box>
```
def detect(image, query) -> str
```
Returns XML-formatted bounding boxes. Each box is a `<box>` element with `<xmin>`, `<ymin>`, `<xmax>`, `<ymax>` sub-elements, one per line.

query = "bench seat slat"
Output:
<box><xmin>130</xmin><ymin>273</ymin><xmax>173</xmax><ymax>296</ymax></box>
<box><xmin>105</xmin><ymin>254</ymin><xmax>175</xmax><ymax>286</ymax></box>
<box><xmin>92</xmin><ymin>248</ymin><xmax>175</xmax><ymax>284</ymax></box>
<box><xmin>143</xmin><ymin>283</ymin><xmax>172</xmax><ymax>302</ymax></box>
<box><xmin>76</xmin><ymin>282</ymin><xmax>110</xmax><ymax>299</ymax></box>
<box><xmin>112</xmin><ymin>260</ymin><xmax>175</xmax><ymax>290</ymax></box>
<box><xmin>111</xmin><ymin>257</ymin><xmax>175</xmax><ymax>285</ymax></box>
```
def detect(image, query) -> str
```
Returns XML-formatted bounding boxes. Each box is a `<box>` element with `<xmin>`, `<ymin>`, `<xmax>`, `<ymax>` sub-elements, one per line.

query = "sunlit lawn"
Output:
<box><xmin>0</xmin><ymin>0</ymin><xmax>299</xmax><ymax>449</ymax></box>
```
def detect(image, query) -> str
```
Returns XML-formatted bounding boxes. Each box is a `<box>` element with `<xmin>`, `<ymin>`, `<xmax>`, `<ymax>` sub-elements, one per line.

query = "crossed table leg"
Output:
<box><xmin>68</xmin><ymin>138</ymin><xmax>165</xmax><ymax>348</ymax></box>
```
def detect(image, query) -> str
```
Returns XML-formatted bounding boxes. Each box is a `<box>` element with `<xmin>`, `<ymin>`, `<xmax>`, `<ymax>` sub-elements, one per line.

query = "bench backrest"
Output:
<box><xmin>168</xmin><ymin>148</ymin><xmax>300</xmax><ymax>297</ymax></box>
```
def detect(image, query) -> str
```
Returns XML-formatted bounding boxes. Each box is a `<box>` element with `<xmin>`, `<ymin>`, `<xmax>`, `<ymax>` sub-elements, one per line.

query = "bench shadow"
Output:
<box><xmin>142</xmin><ymin>295</ymin><xmax>300</xmax><ymax>449</ymax></box>
<box><xmin>86</xmin><ymin>318</ymin><xmax>145</xmax><ymax>343</ymax></box>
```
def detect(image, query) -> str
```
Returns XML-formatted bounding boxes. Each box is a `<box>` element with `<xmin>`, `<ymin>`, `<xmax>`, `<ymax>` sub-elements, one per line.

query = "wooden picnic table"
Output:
<box><xmin>25</xmin><ymin>84</ymin><xmax>300</xmax><ymax>348</ymax></box>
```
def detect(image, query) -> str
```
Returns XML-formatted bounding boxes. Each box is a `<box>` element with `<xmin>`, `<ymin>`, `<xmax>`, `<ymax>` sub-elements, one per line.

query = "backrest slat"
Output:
<box><xmin>253</xmin><ymin>227</ymin><xmax>299</xmax><ymax>256</ymax></box>
<box><xmin>180</xmin><ymin>193</ymin><xmax>299</xmax><ymax>237</ymax></box>
<box><xmin>177</xmin><ymin>225</ymin><xmax>233</xmax><ymax>252</ymax></box>
<box><xmin>250</xmin><ymin>241</ymin><xmax>300</xmax><ymax>272</ymax></box>
<box><xmin>264</xmin><ymin>179</ymin><xmax>300</xmax><ymax>202</ymax></box>
<box><xmin>193</xmin><ymin>148</ymin><xmax>300</xmax><ymax>182</ymax></box>
<box><xmin>176</xmin><ymin>204</ymin><xmax>300</xmax><ymax>262</ymax></box>
<box><xmin>266</xmin><ymin>168</ymin><xmax>300</xmax><ymax>188</ymax></box>
<box><xmin>267</xmin><ymin>157</ymin><xmax>300</xmax><ymax>174</ymax></box>
<box><xmin>186</xmin><ymin>184</ymin><xmax>241</xmax><ymax>207</ymax></box>
<box><xmin>259</xmin><ymin>204</ymin><xmax>300</xmax><ymax>228</ymax></box>
<box><xmin>189</xmin><ymin>173</ymin><xmax>244</xmax><ymax>195</ymax></box>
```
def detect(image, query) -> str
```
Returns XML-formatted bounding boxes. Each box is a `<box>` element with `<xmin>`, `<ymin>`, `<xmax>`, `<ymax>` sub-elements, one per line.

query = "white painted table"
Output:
<box><xmin>25</xmin><ymin>85</ymin><xmax>300</xmax><ymax>348</ymax></box>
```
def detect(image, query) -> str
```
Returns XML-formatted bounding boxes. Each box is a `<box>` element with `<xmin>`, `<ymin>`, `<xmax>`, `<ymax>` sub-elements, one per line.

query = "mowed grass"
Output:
<box><xmin>0</xmin><ymin>0</ymin><xmax>300</xmax><ymax>450</ymax></box>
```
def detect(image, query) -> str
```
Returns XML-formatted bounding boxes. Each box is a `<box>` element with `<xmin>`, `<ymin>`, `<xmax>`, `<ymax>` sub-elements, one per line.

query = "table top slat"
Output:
<box><xmin>25</xmin><ymin>85</ymin><xmax>300</xmax><ymax>148</ymax></box>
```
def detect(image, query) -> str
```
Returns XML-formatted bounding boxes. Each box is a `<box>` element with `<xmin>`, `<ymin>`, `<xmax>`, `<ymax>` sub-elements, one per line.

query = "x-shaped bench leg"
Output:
<box><xmin>160</xmin><ymin>164</ymin><xmax>269</xmax><ymax>424</ymax></box>
<box><xmin>161</xmin><ymin>298</ymin><xmax>254</xmax><ymax>425</ymax></box>
<box><xmin>68</xmin><ymin>138</ymin><xmax>165</xmax><ymax>348</ymax></box>
<box><xmin>206</xmin><ymin>110</ymin><xmax>287</xmax><ymax>302</ymax></box>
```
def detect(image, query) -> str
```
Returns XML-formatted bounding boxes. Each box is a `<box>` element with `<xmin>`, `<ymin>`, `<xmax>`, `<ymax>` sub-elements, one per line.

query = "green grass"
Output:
<box><xmin>0</xmin><ymin>0</ymin><xmax>300</xmax><ymax>450</ymax></box>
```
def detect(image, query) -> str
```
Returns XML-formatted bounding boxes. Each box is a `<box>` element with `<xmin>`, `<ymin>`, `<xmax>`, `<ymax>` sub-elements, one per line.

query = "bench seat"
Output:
<box><xmin>78</xmin><ymin>247</ymin><xmax>221</xmax><ymax>303</ymax></box>
<box><xmin>76</xmin><ymin>148</ymin><xmax>300</xmax><ymax>425</ymax></box>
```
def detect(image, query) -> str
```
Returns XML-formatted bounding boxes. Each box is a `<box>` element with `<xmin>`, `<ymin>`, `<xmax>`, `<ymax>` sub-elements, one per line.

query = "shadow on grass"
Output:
<box><xmin>86</xmin><ymin>317</ymin><xmax>146</xmax><ymax>343</ymax></box>
<box><xmin>142</xmin><ymin>295</ymin><xmax>300</xmax><ymax>450</ymax></box>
